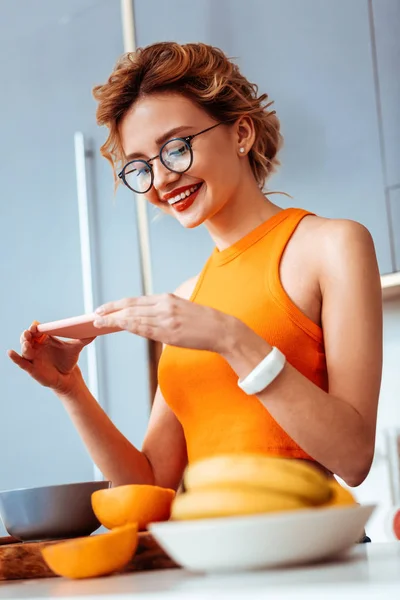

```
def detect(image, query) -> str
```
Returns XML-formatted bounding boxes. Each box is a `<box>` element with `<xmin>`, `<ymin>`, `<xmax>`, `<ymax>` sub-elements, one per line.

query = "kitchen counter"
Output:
<box><xmin>0</xmin><ymin>542</ymin><xmax>399</xmax><ymax>599</ymax></box>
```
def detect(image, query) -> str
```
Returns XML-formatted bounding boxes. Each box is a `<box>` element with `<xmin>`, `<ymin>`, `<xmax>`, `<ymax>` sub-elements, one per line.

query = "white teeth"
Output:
<box><xmin>167</xmin><ymin>184</ymin><xmax>201</xmax><ymax>205</ymax></box>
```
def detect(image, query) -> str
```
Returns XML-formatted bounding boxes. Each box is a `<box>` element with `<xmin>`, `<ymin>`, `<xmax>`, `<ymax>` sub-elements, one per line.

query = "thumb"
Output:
<box><xmin>8</xmin><ymin>349</ymin><xmax>34</xmax><ymax>374</ymax></box>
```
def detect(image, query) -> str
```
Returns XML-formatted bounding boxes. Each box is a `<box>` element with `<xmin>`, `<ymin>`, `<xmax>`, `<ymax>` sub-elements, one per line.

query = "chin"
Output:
<box><xmin>178</xmin><ymin>213</ymin><xmax>207</xmax><ymax>229</ymax></box>
<box><xmin>174</xmin><ymin>200</ymin><xmax>212</xmax><ymax>229</ymax></box>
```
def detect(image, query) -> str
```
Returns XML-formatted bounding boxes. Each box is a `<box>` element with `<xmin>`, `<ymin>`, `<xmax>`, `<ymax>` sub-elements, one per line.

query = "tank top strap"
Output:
<box><xmin>266</xmin><ymin>207</ymin><xmax>322</xmax><ymax>342</ymax></box>
<box><xmin>269</xmin><ymin>207</ymin><xmax>315</xmax><ymax>258</ymax></box>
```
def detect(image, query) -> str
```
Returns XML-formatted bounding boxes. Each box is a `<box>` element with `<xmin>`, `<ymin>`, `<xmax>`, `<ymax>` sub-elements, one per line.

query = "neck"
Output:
<box><xmin>204</xmin><ymin>174</ymin><xmax>283</xmax><ymax>251</ymax></box>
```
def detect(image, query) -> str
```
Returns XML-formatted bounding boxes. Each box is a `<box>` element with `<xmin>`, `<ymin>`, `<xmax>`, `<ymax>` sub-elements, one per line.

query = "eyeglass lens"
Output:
<box><xmin>123</xmin><ymin>138</ymin><xmax>192</xmax><ymax>193</ymax></box>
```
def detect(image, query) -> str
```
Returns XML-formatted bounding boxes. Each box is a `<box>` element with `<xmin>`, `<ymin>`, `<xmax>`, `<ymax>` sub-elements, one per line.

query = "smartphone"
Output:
<box><xmin>36</xmin><ymin>313</ymin><xmax>121</xmax><ymax>339</ymax></box>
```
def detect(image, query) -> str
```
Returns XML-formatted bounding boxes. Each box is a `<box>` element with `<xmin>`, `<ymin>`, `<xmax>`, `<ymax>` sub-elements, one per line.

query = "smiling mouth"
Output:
<box><xmin>167</xmin><ymin>183</ymin><xmax>203</xmax><ymax>206</ymax></box>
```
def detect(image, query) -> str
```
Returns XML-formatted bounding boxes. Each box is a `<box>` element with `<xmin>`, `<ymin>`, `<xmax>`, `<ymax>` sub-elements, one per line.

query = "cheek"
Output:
<box><xmin>194</xmin><ymin>148</ymin><xmax>231</xmax><ymax>184</ymax></box>
<box><xmin>205</xmin><ymin>150</ymin><xmax>240</xmax><ymax>191</ymax></box>
<box><xmin>144</xmin><ymin>189</ymin><xmax>161</xmax><ymax>205</ymax></box>
<box><xmin>143</xmin><ymin>189</ymin><xmax>172</xmax><ymax>214</ymax></box>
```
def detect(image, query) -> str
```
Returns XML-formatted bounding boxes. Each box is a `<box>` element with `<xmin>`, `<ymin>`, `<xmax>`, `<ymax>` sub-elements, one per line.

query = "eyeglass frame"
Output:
<box><xmin>118</xmin><ymin>122</ymin><xmax>223</xmax><ymax>194</ymax></box>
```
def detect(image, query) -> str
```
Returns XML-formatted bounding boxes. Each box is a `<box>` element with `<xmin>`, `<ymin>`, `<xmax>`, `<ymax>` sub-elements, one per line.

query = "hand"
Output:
<box><xmin>8</xmin><ymin>322</ymin><xmax>95</xmax><ymax>394</ymax></box>
<box><xmin>93</xmin><ymin>293</ymin><xmax>236</xmax><ymax>353</ymax></box>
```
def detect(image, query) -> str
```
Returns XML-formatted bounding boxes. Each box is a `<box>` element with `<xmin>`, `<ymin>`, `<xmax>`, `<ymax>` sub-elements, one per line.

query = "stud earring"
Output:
<box><xmin>239</xmin><ymin>147</ymin><xmax>245</xmax><ymax>154</ymax></box>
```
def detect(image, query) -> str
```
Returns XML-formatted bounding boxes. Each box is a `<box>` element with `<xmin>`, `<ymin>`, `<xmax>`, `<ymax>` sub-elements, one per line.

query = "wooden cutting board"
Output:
<box><xmin>0</xmin><ymin>532</ymin><xmax>178</xmax><ymax>580</ymax></box>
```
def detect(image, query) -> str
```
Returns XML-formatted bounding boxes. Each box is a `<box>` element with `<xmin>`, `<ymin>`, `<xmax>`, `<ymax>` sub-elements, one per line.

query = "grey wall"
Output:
<box><xmin>133</xmin><ymin>0</ymin><xmax>399</xmax><ymax>288</ymax></box>
<box><xmin>0</xmin><ymin>0</ymin><xmax>150</xmax><ymax>534</ymax></box>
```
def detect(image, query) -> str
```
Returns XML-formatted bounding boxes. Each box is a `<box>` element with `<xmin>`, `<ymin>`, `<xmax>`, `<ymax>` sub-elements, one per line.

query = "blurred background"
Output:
<box><xmin>0</xmin><ymin>0</ymin><xmax>399</xmax><ymax>541</ymax></box>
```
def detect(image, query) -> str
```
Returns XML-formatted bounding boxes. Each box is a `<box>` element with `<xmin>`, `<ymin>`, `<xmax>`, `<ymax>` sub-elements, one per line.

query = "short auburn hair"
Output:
<box><xmin>93</xmin><ymin>42</ymin><xmax>283</xmax><ymax>189</ymax></box>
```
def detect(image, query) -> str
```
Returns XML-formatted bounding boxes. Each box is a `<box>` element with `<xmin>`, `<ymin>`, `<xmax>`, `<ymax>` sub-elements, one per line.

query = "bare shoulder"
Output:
<box><xmin>296</xmin><ymin>215</ymin><xmax>379</xmax><ymax>282</ymax></box>
<box><xmin>297</xmin><ymin>214</ymin><xmax>374</xmax><ymax>247</ymax></box>
<box><xmin>309</xmin><ymin>215</ymin><xmax>374</xmax><ymax>248</ymax></box>
<box><xmin>174</xmin><ymin>274</ymin><xmax>200</xmax><ymax>300</ymax></box>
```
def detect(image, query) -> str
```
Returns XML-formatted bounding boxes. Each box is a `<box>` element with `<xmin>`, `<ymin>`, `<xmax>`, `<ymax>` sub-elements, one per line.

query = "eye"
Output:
<box><xmin>168</xmin><ymin>144</ymin><xmax>188</xmax><ymax>157</ymax></box>
<box><xmin>134</xmin><ymin>165</ymin><xmax>151</xmax><ymax>177</ymax></box>
<box><xmin>138</xmin><ymin>167</ymin><xmax>149</xmax><ymax>176</ymax></box>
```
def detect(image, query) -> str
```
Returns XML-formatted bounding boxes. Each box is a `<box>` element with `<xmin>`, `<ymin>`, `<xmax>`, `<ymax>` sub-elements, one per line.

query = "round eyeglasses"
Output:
<box><xmin>118</xmin><ymin>122</ymin><xmax>222</xmax><ymax>194</ymax></box>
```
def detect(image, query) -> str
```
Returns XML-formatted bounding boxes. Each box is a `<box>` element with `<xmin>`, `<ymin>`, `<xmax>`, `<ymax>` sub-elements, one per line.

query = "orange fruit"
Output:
<box><xmin>41</xmin><ymin>524</ymin><xmax>138</xmax><ymax>579</ymax></box>
<box><xmin>91</xmin><ymin>484</ymin><xmax>175</xmax><ymax>531</ymax></box>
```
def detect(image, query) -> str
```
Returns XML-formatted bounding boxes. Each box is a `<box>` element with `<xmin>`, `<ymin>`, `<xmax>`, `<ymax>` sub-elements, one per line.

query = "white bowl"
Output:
<box><xmin>149</xmin><ymin>504</ymin><xmax>375</xmax><ymax>573</ymax></box>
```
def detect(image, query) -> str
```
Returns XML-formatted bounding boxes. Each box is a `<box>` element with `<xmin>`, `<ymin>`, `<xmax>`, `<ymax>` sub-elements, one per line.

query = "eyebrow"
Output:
<box><xmin>125</xmin><ymin>125</ymin><xmax>195</xmax><ymax>161</ymax></box>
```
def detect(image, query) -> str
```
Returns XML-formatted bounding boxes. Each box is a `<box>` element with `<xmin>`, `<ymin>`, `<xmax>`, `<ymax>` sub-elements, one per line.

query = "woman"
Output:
<box><xmin>9</xmin><ymin>42</ymin><xmax>382</xmax><ymax>492</ymax></box>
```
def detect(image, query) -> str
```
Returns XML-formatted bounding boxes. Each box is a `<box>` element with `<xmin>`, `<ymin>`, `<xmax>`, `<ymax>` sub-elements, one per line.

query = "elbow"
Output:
<box><xmin>339</xmin><ymin>448</ymin><xmax>374</xmax><ymax>488</ymax></box>
<box><xmin>342</xmin><ymin>470</ymin><xmax>368</xmax><ymax>488</ymax></box>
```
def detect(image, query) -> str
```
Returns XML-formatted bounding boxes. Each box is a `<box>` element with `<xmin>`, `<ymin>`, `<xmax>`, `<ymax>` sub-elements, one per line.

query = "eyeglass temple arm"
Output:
<box><xmin>187</xmin><ymin>122</ymin><xmax>222</xmax><ymax>143</ymax></box>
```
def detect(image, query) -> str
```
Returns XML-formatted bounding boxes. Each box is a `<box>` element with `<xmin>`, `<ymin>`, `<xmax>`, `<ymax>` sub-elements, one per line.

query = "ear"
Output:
<box><xmin>235</xmin><ymin>116</ymin><xmax>255</xmax><ymax>156</ymax></box>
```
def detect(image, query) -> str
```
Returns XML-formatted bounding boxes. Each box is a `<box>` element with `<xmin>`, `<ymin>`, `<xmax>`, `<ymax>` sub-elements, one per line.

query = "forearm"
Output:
<box><xmin>221</xmin><ymin>322</ymin><xmax>373</xmax><ymax>486</ymax></box>
<box><xmin>55</xmin><ymin>368</ymin><xmax>154</xmax><ymax>487</ymax></box>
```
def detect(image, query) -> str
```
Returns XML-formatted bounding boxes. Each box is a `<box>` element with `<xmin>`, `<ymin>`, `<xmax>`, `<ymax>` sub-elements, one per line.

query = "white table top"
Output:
<box><xmin>0</xmin><ymin>542</ymin><xmax>399</xmax><ymax>600</ymax></box>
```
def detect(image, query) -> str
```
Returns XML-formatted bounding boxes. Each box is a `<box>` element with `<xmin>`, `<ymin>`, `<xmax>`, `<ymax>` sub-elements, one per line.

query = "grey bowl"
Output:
<box><xmin>0</xmin><ymin>481</ymin><xmax>110</xmax><ymax>542</ymax></box>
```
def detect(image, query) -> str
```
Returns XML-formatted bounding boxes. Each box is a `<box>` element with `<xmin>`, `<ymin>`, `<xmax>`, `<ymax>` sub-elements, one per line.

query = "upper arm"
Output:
<box><xmin>142</xmin><ymin>385</ymin><xmax>188</xmax><ymax>490</ymax></box>
<box><xmin>141</xmin><ymin>273</ymin><xmax>200</xmax><ymax>490</ymax></box>
<box><xmin>319</xmin><ymin>220</ymin><xmax>383</xmax><ymax>444</ymax></box>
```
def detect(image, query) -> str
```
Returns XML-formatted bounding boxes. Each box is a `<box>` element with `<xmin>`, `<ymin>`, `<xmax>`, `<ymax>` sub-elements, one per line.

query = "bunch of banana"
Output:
<box><xmin>171</xmin><ymin>454</ymin><xmax>355</xmax><ymax>521</ymax></box>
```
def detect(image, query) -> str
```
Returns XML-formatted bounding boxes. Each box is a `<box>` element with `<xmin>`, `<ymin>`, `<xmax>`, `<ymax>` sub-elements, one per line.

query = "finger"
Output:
<box><xmin>131</xmin><ymin>321</ymin><xmax>159</xmax><ymax>341</ymax></box>
<box><xmin>111</xmin><ymin>317</ymin><xmax>159</xmax><ymax>341</ymax></box>
<box><xmin>7</xmin><ymin>349</ymin><xmax>34</xmax><ymax>373</ymax></box>
<box><xmin>21</xmin><ymin>341</ymin><xmax>36</xmax><ymax>361</ymax></box>
<box><xmin>32</xmin><ymin>334</ymin><xmax>47</xmax><ymax>345</ymax></box>
<box><xmin>94</xmin><ymin>306</ymin><xmax>159</xmax><ymax>326</ymax></box>
<box><xmin>94</xmin><ymin>298</ymin><xmax>135</xmax><ymax>315</ymax></box>
<box><xmin>95</xmin><ymin>295</ymin><xmax>158</xmax><ymax>316</ymax></box>
<box><xmin>93</xmin><ymin>313</ymin><xmax>159</xmax><ymax>331</ymax></box>
<box><xmin>28</xmin><ymin>322</ymin><xmax>42</xmax><ymax>338</ymax></box>
<box><xmin>29</xmin><ymin>321</ymin><xmax>39</xmax><ymax>333</ymax></box>
<box><xmin>20</xmin><ymin>330</ymin><xmax>33</xmax><ymax>344</ymax></box>
<box><xmin>113</xmin><ymin>305</ymin><xmax>160</xmax><ymax>319</ymax></box>
<box><xmin>30</xmin><ymin>321</ymin><xmax>47</xmax><ymax>344</ymax></box>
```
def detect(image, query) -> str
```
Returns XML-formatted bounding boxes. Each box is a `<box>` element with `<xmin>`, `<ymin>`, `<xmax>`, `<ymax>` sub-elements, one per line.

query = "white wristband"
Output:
<box><xmin>237</xmin><ymin>347</ymin><xmax>286</xmax><ymax>395</ymax></box>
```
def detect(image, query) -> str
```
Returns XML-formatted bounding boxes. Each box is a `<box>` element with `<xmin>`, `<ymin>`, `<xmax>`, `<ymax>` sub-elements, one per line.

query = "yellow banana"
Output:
<box><xmin>171</xmin><ymin>487</ymin><xmax>308</xmax><ymax>521</ymax></box>
<box><xmin>184</xmin><ymin>454</ymin><xmax>331</xmax><ymax>506</ymax></box>
<box><xmin>322</xmin><ymin>480</ymin><xmax>357</xmax><ymax>507</ymax></box>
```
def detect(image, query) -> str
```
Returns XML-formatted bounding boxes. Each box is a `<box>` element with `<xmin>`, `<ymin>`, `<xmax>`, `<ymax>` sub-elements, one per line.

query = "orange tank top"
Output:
<box><xmin>158</xmin><ymin>208</ymin><xmax>328</xmax><ymax>464</ymax></box>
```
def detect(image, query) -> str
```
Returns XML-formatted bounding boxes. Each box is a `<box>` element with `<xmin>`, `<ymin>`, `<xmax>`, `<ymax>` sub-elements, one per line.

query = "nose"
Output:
<box><xmin>152</xmin><ymin>159</ymin><xmax>181</xmax><ymax>195</ymax></box>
